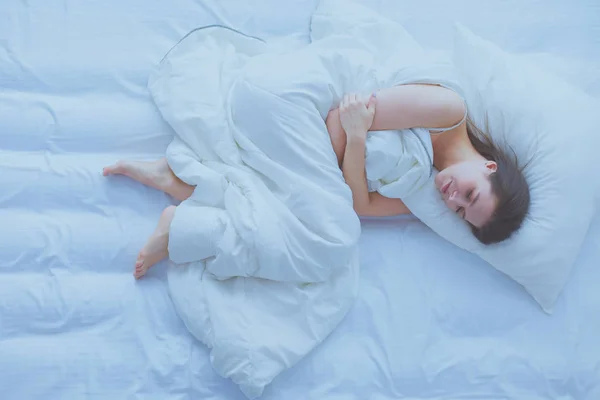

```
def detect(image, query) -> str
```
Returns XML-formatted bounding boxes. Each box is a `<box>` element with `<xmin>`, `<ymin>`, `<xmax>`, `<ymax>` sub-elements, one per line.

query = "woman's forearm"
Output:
<box><xmin>342</xmin><ymin>135</ymin><xmax>370</xmax><ymax>212</ymax></box>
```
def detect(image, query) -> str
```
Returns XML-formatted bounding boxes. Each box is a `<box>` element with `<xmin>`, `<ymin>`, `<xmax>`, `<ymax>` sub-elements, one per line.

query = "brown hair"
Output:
<box><xmin>466</xmin><ymin>117</ymin><xmax>531</xmax><ymax>244</ymax></box>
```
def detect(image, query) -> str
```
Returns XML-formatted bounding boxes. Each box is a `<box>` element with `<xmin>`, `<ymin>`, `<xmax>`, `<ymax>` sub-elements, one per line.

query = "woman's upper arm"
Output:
<box><xmin>369</xmin><ymin>84</ymin><xmax>466</xmax><ymax>132</ymax></box>
<box><xmin>355</xmin><ymin>192</ymin><xmax>411</xmax><ymax>217</ymax></box>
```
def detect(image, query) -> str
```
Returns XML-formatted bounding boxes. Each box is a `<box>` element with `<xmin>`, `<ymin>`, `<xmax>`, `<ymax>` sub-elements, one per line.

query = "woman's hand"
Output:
<box><xmin>339</xmin><ymin>93</ymin><xmax>377</xmax><ymax>140</ymax></box>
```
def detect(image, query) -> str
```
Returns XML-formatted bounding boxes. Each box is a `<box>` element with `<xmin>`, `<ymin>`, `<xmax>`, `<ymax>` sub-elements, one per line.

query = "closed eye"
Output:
<box><xmin>467</xmin><ymin>189</ymin><xmax>474</xmax><ymax>200</ymax></box>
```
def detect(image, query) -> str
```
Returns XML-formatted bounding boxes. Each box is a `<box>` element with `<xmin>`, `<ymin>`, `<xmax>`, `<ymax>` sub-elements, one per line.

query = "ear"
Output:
<box><xmin>484</xmin><ymin>160</ymin><xmax>497</xmax><ymax>173</ymax></box>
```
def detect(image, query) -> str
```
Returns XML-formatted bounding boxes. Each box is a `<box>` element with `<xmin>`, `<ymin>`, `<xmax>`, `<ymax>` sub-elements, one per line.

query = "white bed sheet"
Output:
<box><xmin>1</xmin><ymin>0</ymin><xmax>599</xmax><ymax>399</ymax></box>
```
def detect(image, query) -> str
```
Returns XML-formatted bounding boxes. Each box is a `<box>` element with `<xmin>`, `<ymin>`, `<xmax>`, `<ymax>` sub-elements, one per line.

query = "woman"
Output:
<box><xmin>103</xmin><ymin>84</ymin><xmax>530</xmax><ymax>279</ymax></box>
<box><xmin>325</xmin><ymin>84</ymin><xmax>530</xmax><ymax>242</ymax></box>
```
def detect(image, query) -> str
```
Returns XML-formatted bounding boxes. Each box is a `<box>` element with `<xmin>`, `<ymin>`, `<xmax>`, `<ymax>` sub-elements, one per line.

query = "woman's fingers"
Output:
<box><xmin>367</xmin><ymin>94</ymin><xmax>377</xmax><ymax>114</ymax></box>
<box><xmin>340</xmin><ymin>93</ymin><xmax>373</xmax><ymax>111</ymax></box>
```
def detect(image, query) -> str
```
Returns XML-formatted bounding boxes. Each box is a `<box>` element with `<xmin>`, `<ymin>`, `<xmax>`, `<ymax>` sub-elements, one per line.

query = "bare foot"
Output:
<box><xmin>134</xmin><ymin>205</ymin><xmax>176</xmax><ymax>279</ymax></box>
<box><xmin>103</xmin><ymin>158</ymin><xmax>173</xmax><ymax>191</ymax></box>
<box><xmin>103</xmin><ymin>158</ymin><xmax>195</xmax><ymax>201</ymax></box>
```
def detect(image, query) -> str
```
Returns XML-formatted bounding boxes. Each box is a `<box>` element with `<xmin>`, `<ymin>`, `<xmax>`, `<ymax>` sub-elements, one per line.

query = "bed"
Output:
<box><xmin>1</xmin><ymin>0</ymin><xmax>599</xmax><ymax>399</ymax></box>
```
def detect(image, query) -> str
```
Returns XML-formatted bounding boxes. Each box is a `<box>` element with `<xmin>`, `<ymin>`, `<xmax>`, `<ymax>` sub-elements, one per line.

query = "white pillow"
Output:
<box><xmin>402</xmin><ymin>24</ymin><xmax>600</xmax><ymax>313</ymax></box>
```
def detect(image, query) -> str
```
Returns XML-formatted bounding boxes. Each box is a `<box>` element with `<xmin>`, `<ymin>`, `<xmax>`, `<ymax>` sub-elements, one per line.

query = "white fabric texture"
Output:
<box><xmin>150</xmin><ymin>26</ymin><xmax>362</xmax><ymax>399</ymax></box>
<box><xmin>3</xmin><ymin>0</ymin><xmax>600</xmax><ymax>399</ymax></box>
<box><xmin>403</xmin><ymin>25</ymin><xmax>600</xmax><ymax>312</ymax></box>
<box><xmin>147</xmin><ymin>1</ymin><xmax>464</xmax><ymax>396</ymax></box>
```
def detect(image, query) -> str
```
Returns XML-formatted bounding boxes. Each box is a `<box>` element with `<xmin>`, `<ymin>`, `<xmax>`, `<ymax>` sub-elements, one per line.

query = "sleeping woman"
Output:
<box><xmin>103</xmin><ymin>84</ymin><xmax>530</xmax><ymax>279</ymax></box>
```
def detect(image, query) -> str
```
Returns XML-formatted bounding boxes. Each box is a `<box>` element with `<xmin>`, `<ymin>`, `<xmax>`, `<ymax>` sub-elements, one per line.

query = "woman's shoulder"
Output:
<box><xmin>417</xmin><ymin>84</ymin><xmax>467</xmax><ymax>135</ymax></box>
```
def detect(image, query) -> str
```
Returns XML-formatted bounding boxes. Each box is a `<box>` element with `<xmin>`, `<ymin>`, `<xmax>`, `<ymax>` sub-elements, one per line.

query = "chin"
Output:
<box><xmin>434</xmin><ymin>173</ymin><xmax>444</xmax><ymax>190</ymax></box>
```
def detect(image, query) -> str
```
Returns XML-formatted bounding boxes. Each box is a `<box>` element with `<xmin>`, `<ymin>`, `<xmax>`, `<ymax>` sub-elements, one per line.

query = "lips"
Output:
<box><xmin>441</xmin><ymin>180</ymin><xmax>451</xmax><ymax>195</ymax></box>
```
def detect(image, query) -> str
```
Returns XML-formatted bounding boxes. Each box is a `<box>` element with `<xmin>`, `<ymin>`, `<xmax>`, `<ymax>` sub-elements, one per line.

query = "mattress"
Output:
<box><xmin>1</xmin><ymin>0</ymin><xmax>599</xmax><ymax>399</ymax></box>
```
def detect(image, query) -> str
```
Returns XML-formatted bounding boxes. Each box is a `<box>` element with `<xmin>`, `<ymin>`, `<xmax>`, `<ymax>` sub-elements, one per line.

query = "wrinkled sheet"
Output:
<box><xmin>1</xmin><ymin>0</ymin><xmax>600</xmax><ymax>399</ymax></box>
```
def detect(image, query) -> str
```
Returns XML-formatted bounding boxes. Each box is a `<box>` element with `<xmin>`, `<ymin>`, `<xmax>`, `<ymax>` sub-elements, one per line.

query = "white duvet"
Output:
<box><xmin>147</xmin><ymin>0</ymin><xmax>462</xmax><ymax>397</ymax></box>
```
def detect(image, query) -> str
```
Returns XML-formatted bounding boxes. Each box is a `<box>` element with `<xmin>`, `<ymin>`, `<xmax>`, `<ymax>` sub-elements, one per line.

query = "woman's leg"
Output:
<box><xmin>133</xmin><ymin>205</ymin><xmax>176</xmax><ymax>279</ymax></box>
<box><xmin>103</xmin><ymin>158</ymin><xmax>194</xmax><ymax>201</ymax></box>
<box><xmin>103</xmin><ymin>158</ymin><xmax>193</xmax><ymax>278</ymax></box>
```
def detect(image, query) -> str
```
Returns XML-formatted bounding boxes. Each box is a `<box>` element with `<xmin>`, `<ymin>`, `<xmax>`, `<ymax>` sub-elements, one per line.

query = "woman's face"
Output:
<box><xmin>435</xmin><ymin>160</ymin><xmax>498</xmax><ymax>228</ymax></box>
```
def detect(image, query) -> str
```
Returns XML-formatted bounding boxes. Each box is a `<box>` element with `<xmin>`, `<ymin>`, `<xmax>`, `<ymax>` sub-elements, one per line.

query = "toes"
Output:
<box><xmin>134</xmin><ymin>263</ymin><xmax>146</xmax><ymax>279</ymax></box>
<box><xmin>134</xmin><ymin>256</ymin><xmax>145</xmax><ymax>279</ymax></box>
<box><xmin>103</xmin><ymin>161</ymin><xmax>126</xmax><ymax>176</ymax></box>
